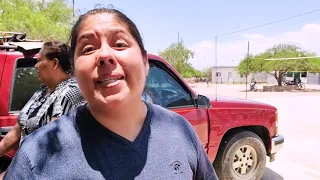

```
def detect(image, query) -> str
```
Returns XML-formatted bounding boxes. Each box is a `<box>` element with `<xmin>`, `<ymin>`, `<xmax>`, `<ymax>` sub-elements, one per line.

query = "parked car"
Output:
<box><xmin>0</xmin><ymin>34</ymin><xmax>284</xmax><ymax>180</ymax></box>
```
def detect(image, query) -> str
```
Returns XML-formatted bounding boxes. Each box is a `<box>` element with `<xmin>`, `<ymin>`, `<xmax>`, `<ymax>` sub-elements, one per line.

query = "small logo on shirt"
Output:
<box><xmin>170</xmin><ymin>161</ymin><xmax>183</xmax><ymax>174</ymax></box>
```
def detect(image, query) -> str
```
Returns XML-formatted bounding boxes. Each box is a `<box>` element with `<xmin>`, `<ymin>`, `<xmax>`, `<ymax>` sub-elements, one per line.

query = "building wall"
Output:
<box><xmin>212</xmin><ymin>67</ymin><xmax>320</xmax><ymax>84</ymax></box>
<box><xmin>307</xmin><ymin>72</ymin><xmax>320</xmax><ymax>85</ymax></box>
<box><xmin>267</xmin><ymin>74</ymin><xmax>278</xmax><ymax>84</ymax></box>
<box><xmin>211</xmin><ymin>67</ymin><xmax>240</xmax><ymax>84</ymax></box>
<box><xmin>252</xmin><ymin>72</ymin><xmax>268</xmax><ymax>83</ymax></box>
<box><xmin>268</xmin><ymin>71</ymin><xmax>319</xmax><ymax>84</ymax></box>
<box><xmin>211</xmin><ymin>66</ymin><xmax>268</xmax><ymax>84</ymax></box>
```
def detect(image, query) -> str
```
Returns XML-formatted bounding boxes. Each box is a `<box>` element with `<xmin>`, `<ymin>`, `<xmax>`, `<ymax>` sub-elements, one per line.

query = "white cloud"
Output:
<box><xmin>188</xmin><ymin>23</ymin><xmax>320</xmax><ymax>70</ymax></box>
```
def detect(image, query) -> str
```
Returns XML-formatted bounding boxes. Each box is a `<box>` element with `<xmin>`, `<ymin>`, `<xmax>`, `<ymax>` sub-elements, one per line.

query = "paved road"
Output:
<box><xmin>257</xmin><ymin>96</ymin><xmax>320</xmax><ymax>180</ymax></box>
<box><xmin>192</xmin><ymin>83</ymin><xmax>320</xmax><ymax>180</ymax></box>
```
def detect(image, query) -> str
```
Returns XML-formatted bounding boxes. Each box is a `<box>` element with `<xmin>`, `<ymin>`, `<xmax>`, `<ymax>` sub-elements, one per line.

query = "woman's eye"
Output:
<box><xmin>82</xmin><ymin>47</ymin><xmax>95</xmax><ymax>54</ymax></box>
<box><xmin>114</xmin><ymin>42</ymin><xmax>127</xmax><ymax>48</ymax></box>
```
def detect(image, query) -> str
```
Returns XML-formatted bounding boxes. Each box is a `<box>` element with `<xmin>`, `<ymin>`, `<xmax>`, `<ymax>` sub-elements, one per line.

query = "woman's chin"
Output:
<box><xmin>94</xmin><ymin>92</ymin><xmax>127</xmax><ymax>107</ymax></box>
<box><xmin>87</xmin><ymin>87</ymin><xmax>134</xmax><ymax>110</ymax></box>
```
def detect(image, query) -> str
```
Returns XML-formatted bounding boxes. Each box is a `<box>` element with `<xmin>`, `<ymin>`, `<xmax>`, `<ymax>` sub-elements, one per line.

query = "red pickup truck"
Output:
<box><xmin>0</xmin><ymin>38</ymin><xmax>283</xmax><ymax>180</ymax></box>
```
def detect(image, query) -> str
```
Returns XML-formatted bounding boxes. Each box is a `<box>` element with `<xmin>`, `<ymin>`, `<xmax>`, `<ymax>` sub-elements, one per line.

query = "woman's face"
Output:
<box><xmin>35</xmin><ymin>48</ymin><xmax>55</xmax><ymax>85</ymax></box>
<box><xmin>73</xmin><ymin>13</ymin><xmax>148</xmax><ymax>110</ymax></box>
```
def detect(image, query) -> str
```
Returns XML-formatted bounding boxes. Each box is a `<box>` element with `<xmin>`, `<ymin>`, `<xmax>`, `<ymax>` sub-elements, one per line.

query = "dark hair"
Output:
<box><xmin>69</xmin><ymin>6</ymin><xmax>147</xmax><ymax>67</ymax></box>
<box><xmin>42</xmin><ymin>41</ymin><xmax>72</xmax><ymax>74</ymax></box>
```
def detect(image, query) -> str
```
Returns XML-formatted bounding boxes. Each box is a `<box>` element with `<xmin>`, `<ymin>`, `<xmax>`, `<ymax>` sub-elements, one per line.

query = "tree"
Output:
<box><xmin>202</xmin><ymin>66</ymin><xmax>213</xmax><ymax>80</ymax></box>
<box><xmin>158</xmin><ymin>41</ymin><xmax>197</xmax><ymax>78</ymax></box>
<box><xmin>0</xmin><ymin>0</ymin><xmax>74</xmax><ymax>42</ymax></box>
<box><xmin>237</xmin><ymin>43</ymin><xmax>320</xmax><ymax>86</ymax></box>
<box><xmin>181</xmin><ymin>63</ymin><xmax>203</xmax><ymax>78</ymax></box>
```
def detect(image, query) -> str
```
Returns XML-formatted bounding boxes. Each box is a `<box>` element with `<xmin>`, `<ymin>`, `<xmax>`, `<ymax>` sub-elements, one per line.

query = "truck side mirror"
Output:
<box><xmin>196</xmin><ymin>94</ymin><xmax>211</xmax><ymax>108</ymax></box>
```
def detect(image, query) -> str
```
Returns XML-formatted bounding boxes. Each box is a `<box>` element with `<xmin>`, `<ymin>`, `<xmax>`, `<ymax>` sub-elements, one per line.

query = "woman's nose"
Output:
<box><xmin>98</xmin><ymin>58</ymin><xmax>115</xmax><ymax>66</ymax></box>
<box><xmin>96</xmin><ymin>45</ymin><xmax>117</xmax><ymax>67</ymax></box>
<box><xmin>35</xmin><ymin>62</ymin><xmax>39</xmax><ymax>69</ymax></box>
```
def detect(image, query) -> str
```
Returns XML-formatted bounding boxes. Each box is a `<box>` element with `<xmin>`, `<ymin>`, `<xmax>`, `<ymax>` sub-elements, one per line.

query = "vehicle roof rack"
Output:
<box><xmin>0</xmin><ymin>31</ymin><xmax>42</xmax><ymax>43</ymax></box>
<box><xmin>0</xmin><ymin>42</ymin><xmax>43</xmax><ymax>54</ymax></box>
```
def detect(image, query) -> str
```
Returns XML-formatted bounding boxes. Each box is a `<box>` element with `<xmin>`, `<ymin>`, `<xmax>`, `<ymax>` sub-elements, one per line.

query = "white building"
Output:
<box><xmin>211</xmin><ymin>66</ymin><xmax>320</xmax><ymax>84</ymax></box>
<box><xmin>211</xmin><ymin>66</ymin><xmax>268</xmax><ymax>84</ymax></box>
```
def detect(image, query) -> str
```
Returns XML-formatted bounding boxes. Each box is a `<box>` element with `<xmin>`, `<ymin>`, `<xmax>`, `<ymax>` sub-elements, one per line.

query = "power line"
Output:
<box><xmin>186</xmin><ymin>8</ymin><xmax>320</xmax><ymax>43</ymax></box>
<box><xmin>251</xmin><ymin>16</ymin><xmax>320</xmax><ymax>35</ymax></box>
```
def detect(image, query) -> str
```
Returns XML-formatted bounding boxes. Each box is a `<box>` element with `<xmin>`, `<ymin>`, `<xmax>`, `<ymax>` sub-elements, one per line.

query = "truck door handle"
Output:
<box><xmin>0</xmin><ymin>126</ymin><xmax>13</xmax><ymax>138</ymax></box>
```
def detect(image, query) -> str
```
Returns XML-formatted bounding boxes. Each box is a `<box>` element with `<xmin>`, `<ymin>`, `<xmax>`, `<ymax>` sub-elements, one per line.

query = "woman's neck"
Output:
<box><xmin>89</xmin><ymin>100</ymin><xmax>148</xmax><ymax>142</ymax></box>
<box><xmin>47</xmin><ymin>74</ymin><xmax>72</xmax><ymax>92</ymax></box>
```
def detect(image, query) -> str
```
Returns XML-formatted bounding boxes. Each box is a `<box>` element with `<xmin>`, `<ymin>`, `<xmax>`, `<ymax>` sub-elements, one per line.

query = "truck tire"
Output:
<box><xmin>213</xmin><ymin>131</ymin><xmax>266</xmax><ymax>180</ymax></box>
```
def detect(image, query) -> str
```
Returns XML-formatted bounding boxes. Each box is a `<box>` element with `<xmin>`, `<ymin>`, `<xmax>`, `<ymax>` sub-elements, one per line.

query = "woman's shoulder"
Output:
<box><xmin>19</xmin><ymin>110</ymin><xmax>80</xmax><ymax>155</ymax></box>
<box><xmin>148</xmin><ymin>103</ymin><xmax>194</xmax><ymax>132</ymax></box>
<box><xmin>58</xmin><ymin>78</ymin><xmax>85</xmax><ymax>103</ymax></box>
<box><xmin>147</xmin><ymin>103</ymin><xmax>201</xmax><ymax>154</ymax></box>
<box><xmin>57</xmin><ymin>77</ymin><xmax>80</xmax><ymax>91</ymax></box>
<box><xmin>62</xmin><ymin>77</ymin><xmax>80</xmax><ymax>90</ymax></box>
<box><xmin>63</xmin><ymin>83</ymin><xmax>83</xmax><ymax>99</ymax></box>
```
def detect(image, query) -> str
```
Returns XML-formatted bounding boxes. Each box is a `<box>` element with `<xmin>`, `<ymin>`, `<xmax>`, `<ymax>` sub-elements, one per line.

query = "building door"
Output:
<box><xmin>300</xmin><ymin>72</ymin><xmax>307</xmax><ymax>84</ymax></box>
<box><xmin>216</xmin><ymin>72</ymin><xmax>222</xmax><ymax>84</ymax></box>
<box><xmin>228</xmin><ymin>72</ymin><xmax>232</xmax><ymax>83</ymax></box>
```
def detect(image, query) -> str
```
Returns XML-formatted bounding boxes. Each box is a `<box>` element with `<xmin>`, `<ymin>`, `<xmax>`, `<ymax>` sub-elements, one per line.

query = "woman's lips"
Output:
<box><xmin>97</xmin><ymin>76</ymin><xmax>124</xmax><ymax>85</ymax></box>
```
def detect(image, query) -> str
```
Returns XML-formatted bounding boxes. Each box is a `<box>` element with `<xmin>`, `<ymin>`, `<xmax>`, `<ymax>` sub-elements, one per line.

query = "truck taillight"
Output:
<box><xmin>275</xmin><ymin>111</ymin><xmax>278</xmax><ymax>135</ymax></box>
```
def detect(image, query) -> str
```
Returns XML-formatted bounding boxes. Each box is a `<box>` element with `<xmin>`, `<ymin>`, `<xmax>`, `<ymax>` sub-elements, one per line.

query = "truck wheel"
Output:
<box><xmin>213</xmin><ymin>131</ymin><xmax>266</xmax><ymax>180</ymax></box>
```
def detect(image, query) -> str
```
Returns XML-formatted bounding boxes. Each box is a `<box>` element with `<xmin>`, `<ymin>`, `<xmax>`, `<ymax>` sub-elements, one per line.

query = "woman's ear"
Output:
<box><xmin>52</xmin><ymin>58</ymin><xmax>60</xmax><ymax>70</ymax></box>
<box><xmin>144</xmin><ymin>56</ymin><xmax>149</xmax><ymax>76</ymax></box>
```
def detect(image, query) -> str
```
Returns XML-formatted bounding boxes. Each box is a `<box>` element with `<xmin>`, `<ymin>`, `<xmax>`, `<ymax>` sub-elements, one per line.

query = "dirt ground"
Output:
<box><xmin>191</xmin><ymin>83</ymin><xmax>320</xmax><ymax>180</ymax></box>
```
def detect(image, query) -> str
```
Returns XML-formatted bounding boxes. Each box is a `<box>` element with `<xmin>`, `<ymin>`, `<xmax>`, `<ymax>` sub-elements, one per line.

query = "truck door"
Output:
<box><xmin>0</xmin><ymin>53</ymin><xmax>7</xmax><ymax>93</ymax></box>
<box><xmin>145</xmin><ymin>62</ymin><xmax>210</xmax><ymax>150</ymax></box>
<box><xmin>0</xmin><ymin>56</ymin><xmax>40</xmax><ymax>131</ymax></box>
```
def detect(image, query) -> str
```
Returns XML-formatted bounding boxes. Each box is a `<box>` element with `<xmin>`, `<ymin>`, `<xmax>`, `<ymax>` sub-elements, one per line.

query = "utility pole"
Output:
<box><xmin>72</xmin><ymin>0</ymin><xmax>75</xmax><ymax>21</ymax></box>
<box><xmin>246</xmin><ymin>41</ymin><xmax>250</xmax><ymax>99</ymax></box>
<box><xmin>178</xmin><ymin>32</ymin><xmax>179</xmax><ymax>44</ymax></box>
<box><xmin>215</xmin><ymin>36</ymin><xmax>218</xmax><ymax>101</ymax></box>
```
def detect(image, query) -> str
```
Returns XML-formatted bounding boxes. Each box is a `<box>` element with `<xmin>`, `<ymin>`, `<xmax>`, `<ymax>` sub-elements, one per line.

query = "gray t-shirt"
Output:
<box><xmin>4</xmin><ymin>102</ymin><xmax>218</xmax><ymax>180</ymax></box>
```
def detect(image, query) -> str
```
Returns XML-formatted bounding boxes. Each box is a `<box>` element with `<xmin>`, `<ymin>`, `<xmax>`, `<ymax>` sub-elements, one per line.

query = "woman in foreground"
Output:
<box><xmin>4</xmin><ymin>7</ymin><xmax>218</xmax><ymax>180</ymax></box>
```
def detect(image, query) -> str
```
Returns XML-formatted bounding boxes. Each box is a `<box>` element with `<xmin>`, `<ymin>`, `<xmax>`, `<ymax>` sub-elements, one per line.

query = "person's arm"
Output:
<box><xmin>0</xmin><ymin>123</ymin><xmax>21</xmax><ymax>157</ymax></box>
<box><xmin>51</xmin><ymin>117</ymin><xmax>58</xmax><ymax>121</ymax></box>
<box><xmin>3</xmin><ymin>147</ymin><xmax>34</xmax><ymax>180</ymax></box>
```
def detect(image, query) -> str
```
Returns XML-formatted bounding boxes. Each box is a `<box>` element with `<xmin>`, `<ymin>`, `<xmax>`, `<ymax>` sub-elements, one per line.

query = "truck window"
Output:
<box><xmin>145</xmin><ymin>65</ymin><xmax>193</xmax><ymax>108</ymax></box>
<box><xmin>10</xmin><ymin>59</ymin><xmax>41</xmax><ymax>112</ymax></box>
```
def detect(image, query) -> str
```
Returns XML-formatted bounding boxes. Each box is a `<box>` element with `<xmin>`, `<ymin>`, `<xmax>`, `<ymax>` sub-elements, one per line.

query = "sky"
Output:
<box><xmin>70</xmin><ymin>0</ymin><xmax>320</xmax><ymax>70</ymax></box>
